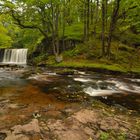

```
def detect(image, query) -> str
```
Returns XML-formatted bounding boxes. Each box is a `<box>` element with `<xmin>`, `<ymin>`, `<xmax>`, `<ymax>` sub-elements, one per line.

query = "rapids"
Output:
<box><xmin>0</xmin><ymin>67</ymin><xmax>140</xmax><ymax>112</ymax></box>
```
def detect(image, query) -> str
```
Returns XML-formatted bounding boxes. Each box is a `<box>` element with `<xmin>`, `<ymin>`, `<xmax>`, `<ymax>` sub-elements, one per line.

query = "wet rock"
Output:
<box><xmin>46</xmin><ymin>119</ymin><xmax>91</xmax><ymax>140</ymax></box>
<box><xmin>56</xmin><ymin>90</ymin><xmax>89</xmax><ymax>103</ymax></box>
<box><xmin>56</xmin><ymin>69</ymin><xmax>75</xmax><ymax>75</ymax></box>
<box><xmin>98</xmin><ymin>119</ymin><xmax>119</xmax><ymax>131</ymax></box>
<box><xmin>0</xmin><ymin>130</ymin><xmax>29</xmax><ymax>140</ymax></box>
<box><xmin>5</xmin><ymin>134</ymin><xmax>29</xmax><ymax>140</ymax></box>
<box><xmin>83</xmin><ymin>127</ymin><xmax>94</xmax><ymax>136</ymax></box>
<box><xmin>1</xmin><ymin>119</ymin><xmax>41</xmax><ymax>140</ymax></box>
<box><xmin>11</xmin><ymin>119</ymin><xmax>40</xmax><ymax>134</ymax></box>
<box><xmin>56</xmin><ymin>130</ymin><xmax>89</xmax><ymax>140</ymax></box>
<box><xmin>8</xmin><ymin>104</ymin><xmax>18</xmax><ymax>109</ymax></box>
<box><xmin>0</xmin><ymin>132</ymin><xmax>7</xmax><ymax>140</ymax></box>
<box><xmin>40</xmin><ymin>121</ymin><xmax>46</xmax><ymax>127</ymax></box>
<box><xmin>73</xmin><ymin>109</ymin><xmax>99</xmax><ymax>124</ymax></box>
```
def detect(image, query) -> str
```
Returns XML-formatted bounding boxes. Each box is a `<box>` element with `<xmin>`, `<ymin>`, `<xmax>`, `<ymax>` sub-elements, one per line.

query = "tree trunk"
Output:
<box><xmin>105</xmin><ymin>0</ymin><xmax>108</xmax><ymax>30</ymax></box>
<box><xmin>62</xmin><ymin>0</ymin><xmax>66</xmax><ymax>51</ymax></box>
<box><xmin>51</xmin><ymin>1</ymin><xmax>60</xmax><ymax>57</ymax></box>
<box><xmin>84</xmin><ymin>0</ymin><xmax>87</xmax><ymax>41</ymax></box>
<box><xmin>90</xmin><ymin>0</ymin><xmax>94</xmax><ymax>25</ymax></box>
<box><xmin>51</xmin><ymin>0</ymin><xmax>56</xmax><ymax>55</ymax></box>
<box><xmin>107</xmin><ymin>0</ymin><xmax>121</xmax><ymax>58</ymax></box>
<box><xmin>101</xmin><ymin>0</ymin><xmax>105</xmax><ymax>56</ymax></box>
<box><xmin>87</xmin><ymin>0</ymin><xmax>90</xmax><ymax>40</ymax></box>
<box><xmin>93</xmin><ymin>0</ymin><xmax>99</xmax><ymax>37</ymax></box>
<box><xmin>55</xmin><ymin>4</ymin><xmax>60</xmax><ymax>56</ymax></box>
<box><xmin>84</xmin><ymin>0</ymin><xmax>90</xmax><ymax>41</ymax></box>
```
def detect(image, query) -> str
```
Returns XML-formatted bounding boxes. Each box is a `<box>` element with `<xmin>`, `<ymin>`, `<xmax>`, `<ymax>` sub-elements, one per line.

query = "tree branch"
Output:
<box><xmin>11</xmin><ymin>10</ymin><xmax>48</xmax><ymax>38</ymax></box>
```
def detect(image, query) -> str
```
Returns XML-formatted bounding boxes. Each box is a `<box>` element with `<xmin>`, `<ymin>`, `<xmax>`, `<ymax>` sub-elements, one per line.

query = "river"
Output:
<box><xmin>0</xmin><ymin>66</ymin><xmax>140</xmax><ymax>130</ymax></box>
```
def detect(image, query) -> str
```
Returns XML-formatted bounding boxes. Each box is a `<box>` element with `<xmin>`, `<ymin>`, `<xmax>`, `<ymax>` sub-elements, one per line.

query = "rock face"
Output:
<box><xmin>5</xmin><ymin>134</ymin><xmax>29</xmax><ymax>140</ymax></box>
<box><xmin>55</xmin><ymin>55</ymin><xmax>63</xmax><ymax>63</ymax></box>
<box><xmin>0</xmin><ymin>109</ymin><xmax>140</xmax><ymax>140</ymax></box>
<box><xmin>2</xmin><ymin>119</ymin><xmax>40</xmax><ymax>140</ymax></box>
<box><xmin>44</xmin><ymin>109</ymin><xmax>139</xmax><ymax>140</ymax></box>
<box><xmin>11</xmin><ymin>119</ymin><xmax>40</xmax><ymax>134</ymax></box>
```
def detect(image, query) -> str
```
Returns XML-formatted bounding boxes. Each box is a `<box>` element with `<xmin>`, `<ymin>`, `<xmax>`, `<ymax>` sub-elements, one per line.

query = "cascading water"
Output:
<box><xmin>1</xmin><ymin>49</ymin><xmax>28</xmax><ymax>64</ymax></box>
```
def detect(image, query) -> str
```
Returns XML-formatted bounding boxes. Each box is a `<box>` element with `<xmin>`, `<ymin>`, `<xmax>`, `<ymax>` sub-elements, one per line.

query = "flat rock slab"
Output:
<box><xmin>11</xmin><ymin>119</ymin><xmax>40</xmax><ymax>134</ymax></box>
<box><xmin>5</xmin><ymin>134</ymin><xmax>29</xmax><ymax>140</ymax></box>
<box><xmin>1</xmin><ymin>119</ymin><xmax>40</xmax><ymax>140</ymax></box>
<box><xmin>1</xmin><ymin>109</ymin><xmax>139</xmax><ymax>140</ymax></box>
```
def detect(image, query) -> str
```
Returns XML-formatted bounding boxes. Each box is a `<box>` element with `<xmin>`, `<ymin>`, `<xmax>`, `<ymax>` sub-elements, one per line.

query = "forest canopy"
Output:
<box><xmin>0</xmin><ymin>0</ymin><xmax>140</xmax><ymax>58</ymax></box>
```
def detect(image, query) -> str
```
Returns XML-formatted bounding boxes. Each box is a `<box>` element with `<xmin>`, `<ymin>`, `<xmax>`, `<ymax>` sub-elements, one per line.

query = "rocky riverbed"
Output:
<box><xmin>0</xmin><ymin>101</ymin><xmax>140</xmax><ymax>140</ymax></box>
<box><xmin>0</xmin><ymin>67</ymin><xmax>140</xmax><ymax>140</ymax></box>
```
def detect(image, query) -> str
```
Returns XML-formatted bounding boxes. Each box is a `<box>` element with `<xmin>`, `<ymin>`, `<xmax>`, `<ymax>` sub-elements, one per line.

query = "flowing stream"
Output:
<box><xmin>0</xmin><ymin>67</ymin><xmax>140</xmax><ymax>111</ymax></box>
<box><xmin>0</xmin><ymin>67</ymin><xmax>140</xmax><ymax>129</ymax></box>
<box><xmin>0</xmin><ymin>49</ymin><xmax>140</xmax><ymax>138</ymax></box>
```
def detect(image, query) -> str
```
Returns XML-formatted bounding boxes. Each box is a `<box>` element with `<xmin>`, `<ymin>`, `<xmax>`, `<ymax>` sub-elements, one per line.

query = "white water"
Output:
<box><xmin>81</xmin><ymin>78</ymin><xmax>140</xmax><ymax>96</ymax></box>
<box><xmin>2</xmin><ymin>49</ymin><xmax>28</xmax><ymax>64</ymax></box>
<box><xmin>83</xmin><ymin>87</ymin><xmax>121</xmax><ymax>96</ymax></box>
<box><xmin>74</xmin><ymin>78</ymin><xmax>93</xmax><ymax>82</ymax></box>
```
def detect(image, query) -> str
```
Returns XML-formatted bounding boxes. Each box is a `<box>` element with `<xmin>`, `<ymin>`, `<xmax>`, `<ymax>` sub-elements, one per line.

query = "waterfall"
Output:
<box><xmin>1</xmin><ymin>49</ymin><xmax>28</xmax><ymax>64</ymax></box>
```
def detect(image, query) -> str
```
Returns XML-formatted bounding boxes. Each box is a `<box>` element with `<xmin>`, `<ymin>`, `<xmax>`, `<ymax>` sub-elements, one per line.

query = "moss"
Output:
<box><xmin>48</xmin><ymin>59</ymin><xmax>127</xmax><ymax>73</ymax></box>
<box><xmin>100</xmin><ymin>132</ymin><xmax>110</xmax><ymax>140</ymax></box>
<box><xmin>117</xmin><ymin>132</ymin><xmax>126</xmax><ymax>140</ymax></box>
<box><xmin>45</xmin><ymin>38</ymin><xmax>140</xmax><ymax>74</ymax></box>
<box><xmin>55</xmin><ymin>68</ymin><xmax>75</xmax><ymax>75</ymax></box>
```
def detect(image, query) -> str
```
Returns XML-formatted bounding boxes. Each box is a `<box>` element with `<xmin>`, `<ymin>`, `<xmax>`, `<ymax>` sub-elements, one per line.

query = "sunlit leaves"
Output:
<box><xmin>0</xmin><ymin>24</ymin><xmax>12</xmax><ymax>48</ymax></box>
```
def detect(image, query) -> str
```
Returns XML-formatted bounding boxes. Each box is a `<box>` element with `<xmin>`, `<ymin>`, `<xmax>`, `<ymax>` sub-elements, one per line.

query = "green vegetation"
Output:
<box><xmin>0</xmin><ymin>0</ymin><xmax>140</xmax><ymax>73</ymax></box>
<box><xmin>99</xmin><ymin>131</ymin><xmax>126</xmax><ymax>140</ymax></box>
<box><xmin>0</xmin><ymin>23</ymin><xmax>12</xmax><ymax>48</ymax></box>
<box><xmin>46</xmin><ymin>39</ymin><xmax>140</xmax><ymax>73</ymax></box>
<box><xmin>100</xmin><ymin>132</ymin><xmax>109</xmax><ymax>140</ymax></box>
<box><xmin>62</xmin><ymin>23</ymin><xmax>83</xmax><ymax>40</ymax></box>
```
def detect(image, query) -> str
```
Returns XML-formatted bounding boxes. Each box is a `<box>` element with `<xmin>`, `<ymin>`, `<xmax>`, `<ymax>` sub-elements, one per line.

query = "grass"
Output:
<box><xmin>38</xmin><ymin>38</ymin><xmax>140</xmax><ymax>74</ymax></box>
<box><xmin>47</xmin><ymin>59</ymin><xmax>127</xmax><ymax>73</ymax></box>
<box><xmin>47</xmin><ymin>56</ymin><xmax>140</xmax><ymax>74</ymax></box>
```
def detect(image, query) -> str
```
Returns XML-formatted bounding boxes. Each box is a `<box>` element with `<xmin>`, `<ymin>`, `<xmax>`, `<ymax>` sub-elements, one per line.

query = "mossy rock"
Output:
<box><xmin>56</xmin><ymin>68</ymin><xmax>76</xmax><ymax>75</ymax></box>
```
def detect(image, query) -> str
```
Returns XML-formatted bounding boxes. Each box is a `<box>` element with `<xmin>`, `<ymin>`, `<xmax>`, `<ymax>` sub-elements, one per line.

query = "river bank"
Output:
<box><xmin>42</xmin><ymin>53</ymin><xmax>140</xmax><ymax>76</ymax></box>
<box><xmin>0</xmin><ymin>100</ymin><xmax>140</xmax><ymax>140</ymax></box>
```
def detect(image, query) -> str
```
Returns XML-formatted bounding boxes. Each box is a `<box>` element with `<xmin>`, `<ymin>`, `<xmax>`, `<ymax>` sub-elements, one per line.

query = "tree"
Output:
<box><xmin>101</xmin><ymin>0</ymin><xmax>106</xmax><ymax>56</ymax></box>
<box><xmin>0</xmin><ymin>15</ymin><xmax>13</xmax><ymax>48</ymax></box>
<box><xmin>0</xmin><ymin>0</ymin><xmax>139</xmax><ymax>60</ymax></box>
<box><xmin>93</xmin><ymin>0</ymin><xmax>99</xmax><ymax>37</ymax></box>
<box><xmin>107</xmin><ymin>0</ymin><xmax>121</xmax><ymax>57</ymax></box>
<box><xmin>83</xmin><ymin>0</ymin><xmax>90</xmax><ymax>41</ymax></box>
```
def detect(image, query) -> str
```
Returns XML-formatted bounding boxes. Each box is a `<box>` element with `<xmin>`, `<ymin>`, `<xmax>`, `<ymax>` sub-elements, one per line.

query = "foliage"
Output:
<box><xmin>100</xmin><ymin>132</ymin><xmax>109</xmax><ymax>140</ymax></box>
<box><xmin>62</xmin><ymin>23</ymin><xmax>83</xmax><ymax>40</ymax></box>
<box><xmin>0</xmin><ymin>0</ymin><xmax>139</xmax><ymax>72</ymax></box>
<box><xmin>117</xmin><ymin>132</ymin><xmax>126</xmax><ymax>140</ymax></box>
<box><xmin>47</xmin><ymin>38</ymin><xmax>140</xmax><ymax>73</ymax></box>
<box><xmin>33</xmin><ymin>53</ymin><xmax>48</xmax><ymax>64</ymax></box>
<box><xmin>0</xmin><ymin>23</ymin><xmax>12</xmax><ymax>48</ymax></box>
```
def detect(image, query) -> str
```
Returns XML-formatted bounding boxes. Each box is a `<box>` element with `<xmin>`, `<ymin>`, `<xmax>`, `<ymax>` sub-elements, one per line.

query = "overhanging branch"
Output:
<box><xmin>11</xmin><ymin>10</ymin><xmax>48</xmax><ymax>38</ymax></box>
